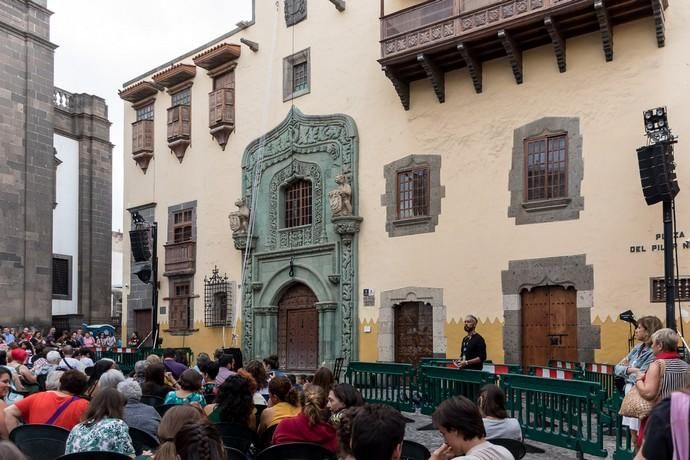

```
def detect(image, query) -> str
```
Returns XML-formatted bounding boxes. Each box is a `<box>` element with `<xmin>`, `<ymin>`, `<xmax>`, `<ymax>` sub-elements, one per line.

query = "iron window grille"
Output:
<box><xmin>204</xmin><ymin>266</ymin><xmax>233</xmax><ymax>327</ymax></box>
<box><xmin>285</xmin><ymin>179</ymin><xmax>312</xmax><ymax>227</ymax></box>
<box><xmin>650</xmin><ymin>277</ymin><xmax>690</xmax><ymax>302</ymax></box>
<box><xmin>397</xmin><ymin>167</ymin><xmax>429</xmax><ymax>219</ymax></box>
<box><xmin>293</xmin><ymin>62</ymin><xmax>308</xmax><ymax>92</ymax></box>
<box><xmin>525</xmin><ymin>134</ymin><xmax>567</xmax><ymax>201</ymax></box>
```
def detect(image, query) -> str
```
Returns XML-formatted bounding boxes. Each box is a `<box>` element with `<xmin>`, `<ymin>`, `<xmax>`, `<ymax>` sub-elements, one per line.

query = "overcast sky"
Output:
<box><xmin>47</xmin><ymin>0</ymin><xmax>253</xmax><ymax>232</ymax></box>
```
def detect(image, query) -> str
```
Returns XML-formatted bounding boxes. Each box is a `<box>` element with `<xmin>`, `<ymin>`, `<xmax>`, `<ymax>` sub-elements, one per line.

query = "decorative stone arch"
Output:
<box><xmin>378</xmin><ymin>287</ymin><xmax>446</xmax><ymax>361</ymax></box>
<box><xmin>500</xmin><ymin>254</ymin><xmax>600</xmax><ymax>364</ymax></box>
<box><xmin>258</xmin><ymin>264</ymin><xmax>333</xmax><ymax>307</ymax></box>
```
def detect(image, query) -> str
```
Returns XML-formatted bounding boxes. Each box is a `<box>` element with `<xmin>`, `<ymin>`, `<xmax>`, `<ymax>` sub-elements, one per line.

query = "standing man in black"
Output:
<box><xmin>455</xmin><ymin>315</ymin><xmax>487</xmax><ymax>370</ymax></box>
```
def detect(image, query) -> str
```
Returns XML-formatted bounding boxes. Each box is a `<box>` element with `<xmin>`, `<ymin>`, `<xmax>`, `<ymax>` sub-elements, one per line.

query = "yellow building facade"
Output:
<box><xmin>120</xmin><ymin>0</ymin><xmax>690</xmax><ymax>369</ymax></box>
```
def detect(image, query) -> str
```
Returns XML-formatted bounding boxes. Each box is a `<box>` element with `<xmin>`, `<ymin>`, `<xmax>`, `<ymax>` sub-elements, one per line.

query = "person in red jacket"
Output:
<box><xmin>272</xmin><ymin>385</ymin><xmax>338</xmax><ymax>454</ymax></box>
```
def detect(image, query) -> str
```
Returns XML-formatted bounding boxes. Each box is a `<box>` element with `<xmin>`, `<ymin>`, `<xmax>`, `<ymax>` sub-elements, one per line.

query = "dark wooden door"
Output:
<box><xmin>134</xmin><ymin>309</ymin><xmax>152</xmax><ymax>346</ymax></box>
<box><xmin>394</xmin><ymin>301</ymin><xmax>433</xmax><ymax>365</ymax></box>
<box><xmin>278</xmin><ymin>284</ymin><xmax>318</xmax><ymax>371</ymax></box>
<box><xmin>521</xmin><ymin>286</ymin><xmax>578</xmax><ymax>367</ymax></box>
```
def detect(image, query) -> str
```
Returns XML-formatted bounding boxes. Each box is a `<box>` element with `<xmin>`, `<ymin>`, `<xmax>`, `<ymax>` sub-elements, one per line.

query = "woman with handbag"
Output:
<box><xmin>615</xmin><ymin>315</ymin><xmax>662</xmax><ymax>441</ymax></box>
<box><xmin>634</xmin><ymin>328</ymin><xmax>690</xmax><ymax>448</ymax></box>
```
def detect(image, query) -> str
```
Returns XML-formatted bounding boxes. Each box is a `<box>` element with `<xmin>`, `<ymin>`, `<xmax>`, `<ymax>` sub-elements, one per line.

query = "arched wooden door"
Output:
<box><xmin>521</xmin><ymin>286</ymin><xmax>578</xmax><ymax>368</ymax></box>
<box><xmin>278</xmin><ymin>283</ymin><xmax>319</xmax><ymax>371</ymax></box>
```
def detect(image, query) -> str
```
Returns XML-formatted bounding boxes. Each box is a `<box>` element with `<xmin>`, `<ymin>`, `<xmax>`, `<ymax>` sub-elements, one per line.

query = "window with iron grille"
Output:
<box><xmin>171</xmin><ymin>89</ymin><xmax>191</xmax><ymax>106</ymax></box>
<box><xmin>52</xmin><ymin>256</ymin><xmax>71</xmax><ymax>299</ymax></box>
<box><xmin>169</xmin><ymin>279</ymin><xmax>192</xmax><ymax>331</ymax></box>
<box><xmin>397</xmin><ymin>167</ymin><xmax>429</xmax><ymax>218</ymax></box>
<box><xmin>284</xmin><ymin>180</ymin><xmax>312</xmax><ymax>227</ymax></box>
<box><xmin>173</xmin><ymin>209</ymin><xmax>193</xmax><ymax>243</ymax></box>
<box><xmin>204</xmin><ymin>267</ymin><xmax>234</xmax><ymax>327</ymax></box>
<box><xmin>650</xmin><ymin>277</ymin><xmax>690</xmax><ymax>302</ymax></box>
<box><xmin>293</xmin><ymin>62</ymin><xmax>308</xmax><ymax>92</ymax></box>
<box><xmin>283</xmin><ymin>48</ymin><xmax>310</xmax><ymax>101</ymax></box>
<box><xmin>136</xmin><ymin>103</ymin><xmax>154</xmax><ymax>121</ymax></box>
<box><xmin>525</xmin><ymin>134</ymin><xmax>567</xmax><ymax>201</ymax></box>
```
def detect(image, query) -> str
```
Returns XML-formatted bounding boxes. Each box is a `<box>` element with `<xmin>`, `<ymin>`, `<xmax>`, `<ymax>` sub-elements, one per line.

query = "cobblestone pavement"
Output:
<box><xmin>402</xmin><ymin>411</ymin><xmax>618</xmax><ymax>459</ymax></box>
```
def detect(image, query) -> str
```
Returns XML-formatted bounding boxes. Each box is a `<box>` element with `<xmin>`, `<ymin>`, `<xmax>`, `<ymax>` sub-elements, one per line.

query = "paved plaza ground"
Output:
<box><xmin>403</xmin><ymin>411</ymin><xmax>619</xmax><ymax>459</ymax></box>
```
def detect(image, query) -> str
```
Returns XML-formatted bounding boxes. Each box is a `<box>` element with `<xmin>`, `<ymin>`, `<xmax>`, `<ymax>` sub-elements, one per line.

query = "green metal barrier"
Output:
<box><xmin>501</xmin><ymin>373</ymin><xmax>609</xmax><ymax>458</ymax></box>
<box><xmin>417</xmin><ymin>365</ymin><xmax>497</xmax><ymax>416</ymax></box>
<box><xmin>139</xmin><ymin>347</ymin><xmax>194</xmax><ymax>366</ymax></box>
<box><xmin>582</xmin><ymin>363</ymin><xmax>617</xmax><ymax>400</ymax></box>
<box><xmin>101</xmin><ymin>349</ymin><xmax>138</xmax><ymax>375</ymax></box>
<box><xmin>345</xmin><ymin>362</ymin><xmax>416</xmax><ymax>411</ymax></box>
<box><xmin>611</xmin><ymin>394</ymin><xmax>635</xmax><ymax>460</ymax></box>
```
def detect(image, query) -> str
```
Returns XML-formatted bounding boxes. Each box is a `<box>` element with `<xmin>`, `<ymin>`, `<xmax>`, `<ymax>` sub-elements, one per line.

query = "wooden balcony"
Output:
<box><xmin>208</xmin><ymin>87</ymin><xmax>235</xmax><ymax>150</ymax></box>
<box><xmin>380</xmin><ymin>0</ymin><xmax>669</xmax><ymax>109</ymax></box>
<box><xmin>164</xmin><ymin>240</ymin><xmax>196</xmax><ymax>276</ymax></box>
<box><xmin>131</xmin><ymin>120</ymin><xmax>154</xmax><ymax>172</ymax></box>
<box><xmin>167</xmin><ymin>105</ymin><xmax>191</xmax><ymax>161</ymax></box>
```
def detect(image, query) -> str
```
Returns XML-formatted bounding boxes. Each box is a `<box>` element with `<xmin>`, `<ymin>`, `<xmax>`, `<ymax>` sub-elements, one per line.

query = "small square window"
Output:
<box><xmin>171</xmin><ymin>89</ymin><xmax>191</xmax><ymax>106</ymax></box>
<box><xmin>136</xmin><ymin>104</ymin><xmax>154</xmax><ymax>121</ymax></box>
<box><xmin>52</xmin><ymin>255</ymin><xmax>72</xmax><ymax>299</ymax></box>
<box><xmin>283</xmin><ymin>48</ymin><xmax>310</xmax><ymax>101</ymax></box>
<box><xmin>397</xmin><ymin>167</ymin><xmax>430</xmax><ymax>219</ymax></box>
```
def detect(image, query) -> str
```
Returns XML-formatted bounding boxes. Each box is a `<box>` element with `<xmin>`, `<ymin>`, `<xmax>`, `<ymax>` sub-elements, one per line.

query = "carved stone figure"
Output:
<box><xmin>329</xmin><ymin>174</ymin><xmax>352</xmax><ymax>217</ymax></box>
<box><xmin>229</xmin><ymin>198</ymin><xmax>250</xmax><ymax>234</ymax></box>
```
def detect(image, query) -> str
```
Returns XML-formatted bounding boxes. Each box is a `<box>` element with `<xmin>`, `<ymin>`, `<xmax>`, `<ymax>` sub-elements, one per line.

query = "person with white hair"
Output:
<box><xmin>97</xmin><ymin>369</ymin><xmax>125</xmax><ymax>393</ymax></box>
<box><xmin>45</xmin><ymin>370</ymin><xmax>64</xmax><ymax>391</ymax></box>
<box><xmin>118</xmin><ymin>378</ymin><xmax>160</xmax><ymax>439</ymax></box>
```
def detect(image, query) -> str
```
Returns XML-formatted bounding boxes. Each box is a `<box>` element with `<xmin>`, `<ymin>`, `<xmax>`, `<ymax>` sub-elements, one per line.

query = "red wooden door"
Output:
<box><xmin>394</xmin><ymin>302</ymin><xmax>433</xmax><ymax>365</ymax></box>
<box><xmin>521</xmin><ymin>286</ymin><xmax>578</xmax><ymax>367</ymax></box>
<box><xmin>278</xmin><ymin>284</ymin><xmax>318</xmax><ymax>371</ymax></box>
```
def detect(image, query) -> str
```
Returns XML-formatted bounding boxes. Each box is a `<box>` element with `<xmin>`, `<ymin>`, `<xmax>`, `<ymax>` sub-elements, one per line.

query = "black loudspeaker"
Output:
<box><xmin>223</xmin><ymin>347</ymin><xmax>243</xmax><ymax>371</ymax></box>
<box><xmin>637</xmin><ymin>142</ymin><xmax>679</xmax><ymax>205</ymax></box>
<box><xmin>129</xmin><ymin>228</ymin><xmax>151</xmax><ymax>262</ymax></box>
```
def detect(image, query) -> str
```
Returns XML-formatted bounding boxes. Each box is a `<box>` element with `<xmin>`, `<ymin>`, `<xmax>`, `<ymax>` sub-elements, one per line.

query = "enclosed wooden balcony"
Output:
<box><xmin>131</xmin><ymin>120</ymin><xmax>154</xmax><ymax>172</ymax></box>
<box><xmin>164</xmin><ymin>240</ymin><xmax>196</xmax><ymax>276</ymax></box>
<box><xmin>380</xmin><ymin>0</ymin><xmax>669</xmax><ymax>109</ymax></box>
<box><xmin>208</xmin><ymin>87</ymin><xmax>235</xmax><ymax>150</ymax></box>
<box><xmin>167</xmin><ymin>105</ymin><xmax>191</xmax><ymax>161</ymax></box>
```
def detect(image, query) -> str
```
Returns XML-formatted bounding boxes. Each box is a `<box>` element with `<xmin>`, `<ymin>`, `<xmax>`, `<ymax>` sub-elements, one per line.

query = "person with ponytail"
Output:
<box><xmin>257</xmin><ymin>375</ymin><xmax>300</xmax><ymax>434</ymax></box>
<box><xmin>272</xmin><ymin>385</ymin><xmax>338</xmax><ymax>454</ymax></box>
<box><xmin>154</xmin><ymin>405</ymin><xmax>205</xmax><ymax>460</ymax></box>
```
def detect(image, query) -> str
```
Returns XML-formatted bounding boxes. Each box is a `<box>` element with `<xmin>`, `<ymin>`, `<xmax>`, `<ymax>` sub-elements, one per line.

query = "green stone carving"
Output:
<box><xmin>238</xmin><ymin>107</ymin><xmax>359</xmax><ymax>365</ymax></box>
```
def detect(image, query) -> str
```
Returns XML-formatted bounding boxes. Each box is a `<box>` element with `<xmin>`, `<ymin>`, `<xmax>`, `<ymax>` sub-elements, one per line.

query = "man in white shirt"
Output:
<box><xmin>430</xmin><ymin>396</ymin><xmax>513</xmax><ymax>460</ymax></box>
<box><xmin>57</xmin><ymin>345</ymin><xmax>84</xmax><ymax>372</ymax></box>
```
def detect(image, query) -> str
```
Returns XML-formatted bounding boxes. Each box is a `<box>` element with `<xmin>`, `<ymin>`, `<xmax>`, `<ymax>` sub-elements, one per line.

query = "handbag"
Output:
<box><xmin>619</xmin><ymin>359</ymin><xmax>667</xmax><ymax>419</ymax></box>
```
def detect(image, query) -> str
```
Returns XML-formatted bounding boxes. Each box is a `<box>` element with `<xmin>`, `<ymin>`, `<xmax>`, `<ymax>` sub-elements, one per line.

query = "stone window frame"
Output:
<box><xmin>283</xmin><ymin>48</ymin><xmax>311</xmax><ymax>102</ymax></box>
<box><xmin>508</xmin><ymin>117</ymin><xmax>584</xmax><ymax>225</ymax></box>
<box><xmin>283</xmin><ymin>178</ymin><xmax>313</xmax><ymax>228</ymax></box>
<box><xmin>378</xmin><ymin>287</ymin><xmax>446</xmax><ymax>361</ymax></box>
<box><xmin>167</xmin><ymin>201</ymin><xmax>197</xmax><ymax>243</ymax></box>
<box><xmin>381</xmin><ymin>154</ymin><xmax>444</xmax><ymax>237</ymax></box>
<box><xmin>52</xmin><ymin>254</ymin><xmax>73</xmax><ymax>300</ymax></box>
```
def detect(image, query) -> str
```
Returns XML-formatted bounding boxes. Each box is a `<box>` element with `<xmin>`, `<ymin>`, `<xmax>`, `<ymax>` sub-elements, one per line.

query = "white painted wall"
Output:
<box><xmin>53</xmin><ymin>134</ymin><xmax>79</xmax><ymax>316</ymax></box>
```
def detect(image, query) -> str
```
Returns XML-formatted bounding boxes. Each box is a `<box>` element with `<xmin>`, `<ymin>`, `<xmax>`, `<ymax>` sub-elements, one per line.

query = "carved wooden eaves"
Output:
<box><xmin>544</xmin><ymin>16</ymin><xmax>566</xmax><ymax>73</ymax></box>
<box><xmin>499</xmin><ymin>30</ymin><xmax>523</xmax><ymax>85</ymax></box>
<box><xmin>417</xmin><ymin>54</ymin><xmax>445</xmax><ymax>104</ymax></box>
<box><xmin>383</xmin><ymin>66</ymin><xmax>410</xmax><ymax>111</ymax></box>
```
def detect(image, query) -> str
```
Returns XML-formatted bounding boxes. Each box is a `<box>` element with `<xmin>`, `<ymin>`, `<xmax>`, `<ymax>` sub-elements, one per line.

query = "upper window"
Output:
<box><xmin>283</xmin><ymin>48</ymin><xmax>310</xmax><ymax>101</ymax></box>
<box><xmin>169</xmin><ymin>279</ymin><xmax>192</xmax><ymax>332</ymax></box>
<box><xmin>525</xmin><ymin>134</ymin><xmax>567</xmax><ymax>201</ymax></box>
<box><xmin>651</xmin><ymin>277</ymin><xmax>690</xmax><ymax>303</ymax></box>
<box><xmin>508</xmin><ymin>117</ymin><xmax>584</xmax><ymax>225</ymax></box>
<box><xmin>173</xmin><ymin>209</ymin><xmax>193</xmax><ymax>242</ymax></box>
<box><xmin>52</xmin><ymin>256</ymin><xmax>71</xmax><ymax>299</ymax></box>
<box><xmin>397</xmin><ymin>167</ymin><xmax>429</xmax><ymax>219</ymax></box>
<box><xmin>285</xmin><ymin>180</ymin><xmax>312</xmax><ymax>228</ymax></box>
<box><xmin>136</xmin><ymin>103</ymin><xmax>154</xmax><ymax>121</ymax></box>
<box><xmin>171</xmin><ymin>88</ymin><xmax>191</xmax><ymax>106</ymax></box>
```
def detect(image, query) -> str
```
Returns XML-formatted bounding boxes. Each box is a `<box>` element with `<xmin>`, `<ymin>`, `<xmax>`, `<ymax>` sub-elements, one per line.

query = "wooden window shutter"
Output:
<box><xmin>170</xmin><ymin>297</ymin><xmax>189</xmax><ymax>330</ymax></box>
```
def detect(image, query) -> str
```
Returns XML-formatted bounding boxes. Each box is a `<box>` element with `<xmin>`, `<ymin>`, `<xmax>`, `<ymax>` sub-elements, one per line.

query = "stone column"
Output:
<box><xmin>232</xmin><ymin>232</ymin><xmax>257</xmax><ymax>359</ymax></box>
<box><xmin>333</xmin><ymin>215</ymin><xmax>362</xmax><ymax>363</ymax></box>
<box><xmin>316</xmin><ymin>301</ymin><xmax>337</xmax><ymax>365</ymax></box>
<box><xmin>254</xmin><ymin>306</ymin><xmax>278</xmax><ymax>359</ymax></box>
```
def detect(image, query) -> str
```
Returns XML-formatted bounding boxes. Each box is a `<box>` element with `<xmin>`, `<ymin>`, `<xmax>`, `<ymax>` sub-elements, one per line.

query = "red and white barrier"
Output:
<box><xmin>482</xmin><ymin>364</ymin><xmax>512</xmax><ymax>375</ymax></box>
<box><xmin>534</xmin><ymin>367</ymin><xmax>575</xmax><ymax>380</ymax></box>
<box><xmin>585</xmin><ymin>363</ymin><xmax>613</xmax><ymax>374</ymax></box>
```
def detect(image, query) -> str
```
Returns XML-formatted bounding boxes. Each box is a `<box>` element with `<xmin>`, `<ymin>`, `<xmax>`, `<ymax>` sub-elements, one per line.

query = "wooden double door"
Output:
<box><xmin>278</xmin><ymin>283</ymin><xmax>319</xmax><ymax>371</ymax></box>
<box><xmin>521</xmin><ymin>286</ymin><xmax>578</xmax><ymax>367</ymax></box>
<box><xmin>394</xmin><ymin>301</ymin><xmax>433</xmax><ymax>365</ymax></box>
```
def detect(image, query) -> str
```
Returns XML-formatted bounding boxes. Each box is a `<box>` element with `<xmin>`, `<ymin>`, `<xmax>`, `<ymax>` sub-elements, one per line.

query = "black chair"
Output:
<box><xmin>225</xmin><ymin>446</ymin><xmax>249</xmax><ymax>460</ymax></box>
<box><xmin>140</xmin><ymin>394</ymin><xmax>164</xmax><ymax>406</ymax></box>
<box><xmin>213</xmin><ymin>422</ymin><xmax>256</xmax><ymax>454</ymax></box>
<box><xmin>257</xmin><ymin>423</ymin><xmax>278</xmax><ymax>451</ymax></box>
<box><xmin>255</xmin><ymin>442</ymin><xmax>337</xmax><ymax>460</ymax></box>
<box><xmin>10</xmin><ymin>424</ymin><xmax>70</xmax><ymax>460</ymax></box>
<box><xmin>400</xmin><ymin>440</ymin><xmax>430</xmax><ymax>460</ymax></box>
<box><xmin>128</xmin><ymin>426</ymin><xmax>160</xmax><ymax>455</ymax></box>
<box><xmin>56</xmin><ymin>452</ymin><xmax>132</xmax><ymax>460</ymax></box>
<box><xmin>155</xmin><ymin>403</ymin><xmax>177</xmax><ymax>416</ymax></box>
<box><xmin>489</xmin><ymin>438</ymin><xmax>527</xmax><ymax>460</ymax></box>
<box><xmin>333</xmin><ymin>357</ymin><xmax>344</xmax><ymax>382</ymax></box>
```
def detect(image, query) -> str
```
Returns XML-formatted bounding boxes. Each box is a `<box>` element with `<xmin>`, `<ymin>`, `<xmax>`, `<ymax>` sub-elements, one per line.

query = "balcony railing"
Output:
<box><xmin>379</xmin><ymin>0</ymin><xmax>667</xmax><ymax>109</ymax></box>
<box><xmin>132</xmin><ymin>120</ymin><xmax>154</xmax><ymax>155</ymax></box>
<box><xmin>53</xmin><ymin>87</ymin><xmax>73</xmax><ymax>112</ymax></box>
<box><xmin>164</xmin><ymin>240</ymin><xmax>196</xmax><ymax>276</ymax></box>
